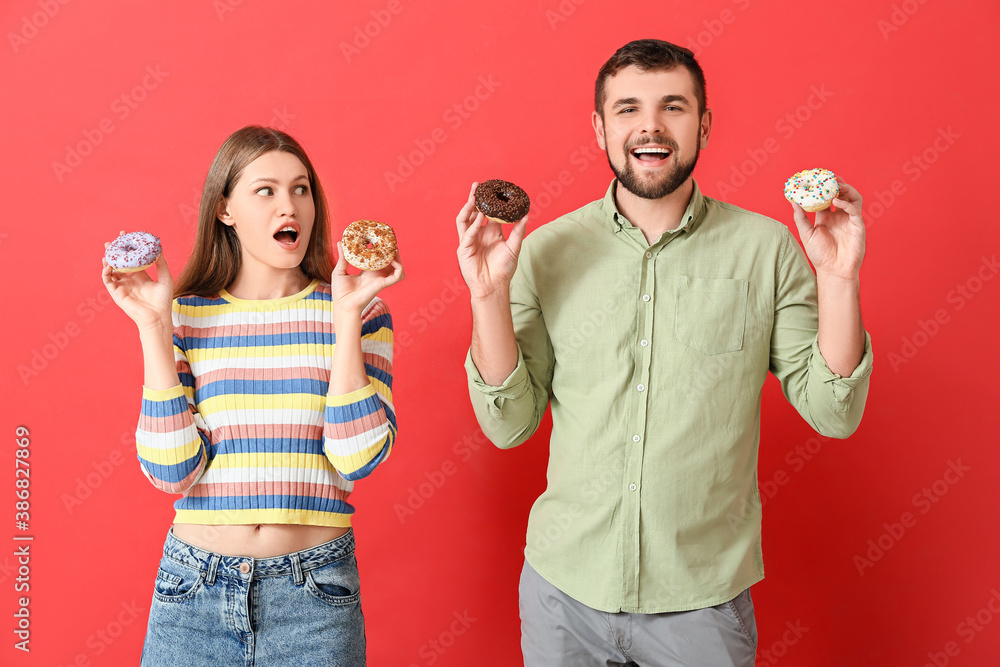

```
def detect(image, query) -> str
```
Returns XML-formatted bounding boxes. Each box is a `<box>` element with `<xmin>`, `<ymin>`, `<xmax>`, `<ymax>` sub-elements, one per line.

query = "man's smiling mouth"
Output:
<box><xmin>630</xmin><ymin>146</ymin><xmax>673</xmax><ymax>163</ymax></box>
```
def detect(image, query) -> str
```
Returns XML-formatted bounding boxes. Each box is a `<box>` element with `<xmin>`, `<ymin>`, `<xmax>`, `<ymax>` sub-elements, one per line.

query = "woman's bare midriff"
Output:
<box><xmin>172</xmin><ymin>523</ymin><xmax>350</xmax><ymax>559</ymax></box>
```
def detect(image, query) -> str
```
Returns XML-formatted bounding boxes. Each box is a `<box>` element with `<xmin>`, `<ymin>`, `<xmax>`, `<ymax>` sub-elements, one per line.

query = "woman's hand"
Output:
<box><xmin>101</xmin><ymin>232</ymin><xmax>174</xmax><ymax>333</ymax></box>
<box><xmin>330</xmin><ymin>241</ymin><xmax>405</xmax><ymax>326</ymax></box>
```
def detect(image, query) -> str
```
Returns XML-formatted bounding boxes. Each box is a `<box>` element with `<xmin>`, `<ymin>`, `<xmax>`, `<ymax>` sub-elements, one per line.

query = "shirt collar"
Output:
<box><xmin>600</xmin><ymin>178</ymin><xmax>707</xmax><ymax>236</ymax></box>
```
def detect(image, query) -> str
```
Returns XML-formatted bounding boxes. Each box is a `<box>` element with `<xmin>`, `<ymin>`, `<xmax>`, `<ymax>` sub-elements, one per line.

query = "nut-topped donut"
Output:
<box><xmin>105</xmin><ymin>231</ymin><xmax>162</xmax><ymax>273</ymax></box>
<box><xmin>783</xmin><ymin>168</ymin><xmax>839</xmax><ymax>212</ymax></box>
<box><xmin>341</xmin><ymin>220</ymin><xmax>397</xmax><ymax>271</ymax></box>
<box><xmin>475</xmin><ymin>179</ymin><xmax>530</xmax><ymax>223</ymax></box>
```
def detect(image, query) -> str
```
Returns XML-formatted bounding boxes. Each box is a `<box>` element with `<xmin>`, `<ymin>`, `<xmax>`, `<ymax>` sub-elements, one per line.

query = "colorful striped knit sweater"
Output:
<box><xmin>135</xmin><ymin>280</ymin><xmax>396</xmax><ymax>527</ymax></box>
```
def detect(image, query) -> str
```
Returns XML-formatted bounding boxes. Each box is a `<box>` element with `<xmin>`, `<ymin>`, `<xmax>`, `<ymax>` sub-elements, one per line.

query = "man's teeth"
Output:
<box><xmin>634</xmin><ymin>147</ymin><xmax>670</xmax><ymax>154</ymax></box>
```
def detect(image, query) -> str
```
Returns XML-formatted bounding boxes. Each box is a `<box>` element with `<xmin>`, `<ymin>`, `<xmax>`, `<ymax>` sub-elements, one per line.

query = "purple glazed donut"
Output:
<box><xmin>105</xmin><ymin>231</ymin><xmax>162</xmax><ymax>273</ymax></box>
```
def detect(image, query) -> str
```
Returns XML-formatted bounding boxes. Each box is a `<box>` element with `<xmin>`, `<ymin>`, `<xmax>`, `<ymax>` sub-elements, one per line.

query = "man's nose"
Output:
<box><xmin>639</xmin><ymin>110</ymin><xmax>665</xmax><ymax>134</ymax></box>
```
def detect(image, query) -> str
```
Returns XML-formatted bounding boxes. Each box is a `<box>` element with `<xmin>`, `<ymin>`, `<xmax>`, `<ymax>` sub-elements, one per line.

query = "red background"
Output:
<box><xmin>3</xmin><ymin>1</ymin><xmax>999</xmax><ymax>665</ymax></box>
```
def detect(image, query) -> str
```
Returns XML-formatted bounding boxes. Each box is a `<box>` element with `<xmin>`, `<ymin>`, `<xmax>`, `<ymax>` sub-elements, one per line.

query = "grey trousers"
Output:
<box><xmin>519</xmin><ymin>560</ymin><xmax>757</xmax><ymax>667</ymax></box>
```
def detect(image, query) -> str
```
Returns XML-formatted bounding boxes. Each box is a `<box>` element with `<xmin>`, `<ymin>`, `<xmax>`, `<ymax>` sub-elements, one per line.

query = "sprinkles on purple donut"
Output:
<box><xmin>105</xmin><ymin>231</ymin><xmax>162</xmax><ymax>272</ymax></box>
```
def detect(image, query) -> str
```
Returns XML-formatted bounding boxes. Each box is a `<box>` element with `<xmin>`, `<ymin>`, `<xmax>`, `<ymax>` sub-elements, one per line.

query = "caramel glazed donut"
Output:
<box><xmin>475</xmin><ymin>179</ymin><xmax>530</xmax><ymax>223</ymax></box>
<box><xmin>341</xmin><ymin>220</ymin><xmax>397</xmax><ymax>271</ymax></box>
<box><xmin>783</xmin><ymin>168</ymin><xmax>839</xmax><ymax>212</ymax></box>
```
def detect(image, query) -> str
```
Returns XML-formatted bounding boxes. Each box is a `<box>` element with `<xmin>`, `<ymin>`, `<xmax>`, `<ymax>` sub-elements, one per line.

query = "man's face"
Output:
<box><xmin>593</xmin><ymin>65</ymin><xmax>712</xmax><ymax>200</ymax></box>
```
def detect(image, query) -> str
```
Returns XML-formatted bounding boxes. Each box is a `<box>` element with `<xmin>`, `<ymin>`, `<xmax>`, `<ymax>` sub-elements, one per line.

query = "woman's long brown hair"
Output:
<box><xmin>173</xmin><ymin>126</ymin><xmax>334</xmax><ymax>298</ymax></box>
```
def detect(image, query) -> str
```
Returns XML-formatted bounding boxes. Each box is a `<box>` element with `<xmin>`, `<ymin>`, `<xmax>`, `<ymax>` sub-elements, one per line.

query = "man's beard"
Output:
<box><xmin>608</xmin><ymin>138</ymin><xmax>699</xmax><ymax>200</ymax></box>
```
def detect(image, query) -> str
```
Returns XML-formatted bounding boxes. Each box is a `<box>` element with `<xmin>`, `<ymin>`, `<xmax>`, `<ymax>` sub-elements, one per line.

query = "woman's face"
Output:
<box><xmin>218</xmin><ymin>150</ymin><xmax>316</xmax><ymax>276</ymax></box>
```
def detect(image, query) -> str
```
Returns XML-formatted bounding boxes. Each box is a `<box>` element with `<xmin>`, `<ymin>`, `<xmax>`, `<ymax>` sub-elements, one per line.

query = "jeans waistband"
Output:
<box><xmin>161</xmin><ymin>527</ymin><xmax>355</xmax><ymax>584</ymax></box>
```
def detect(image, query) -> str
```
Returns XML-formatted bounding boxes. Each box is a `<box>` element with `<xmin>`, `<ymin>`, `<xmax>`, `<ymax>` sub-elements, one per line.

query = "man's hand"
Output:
<box><xmin>791</xmin><ymin>178</ymin><xmax>867</xmax><ymax>376</ymax></box>
<box><xmin>790</xmin><ymin>177</ymin><xmax>866</xmax><ymax>282</ymax></box>
<box><xmin>456</xmin><ymin>182</ymin><xmax>528</xmax><ymax>299</ymax></box>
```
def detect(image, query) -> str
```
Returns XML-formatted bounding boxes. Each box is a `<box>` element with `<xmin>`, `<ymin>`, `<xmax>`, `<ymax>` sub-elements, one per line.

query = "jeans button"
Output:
<box><xmin>239</xmin><ymin>562</ymin><xmax>251</xmax><ymax>574</ymax></box>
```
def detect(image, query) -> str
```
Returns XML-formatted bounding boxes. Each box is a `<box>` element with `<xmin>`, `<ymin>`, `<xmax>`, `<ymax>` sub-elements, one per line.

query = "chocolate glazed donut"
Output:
<box><xmin>475</xmin><ymin>179</ymin><xmax>530</xmax><ymax>223</ymax></box>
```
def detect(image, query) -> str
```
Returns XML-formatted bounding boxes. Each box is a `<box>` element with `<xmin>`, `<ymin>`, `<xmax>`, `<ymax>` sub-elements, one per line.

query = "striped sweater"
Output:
<box><xmin>135</xmin><ymin>280</ymin><xmax>396</xmax><ymax>527</ymax></box>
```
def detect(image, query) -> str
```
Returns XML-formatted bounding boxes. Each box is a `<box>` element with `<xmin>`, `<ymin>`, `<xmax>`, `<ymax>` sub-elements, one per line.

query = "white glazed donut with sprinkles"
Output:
<box><xmin>783</xmin><ymin>168</ymin><xmax>839</xmax><ymax>212</ymax></box>
<box><xmin>105</xmin><ymin>231</ymin><xmax>162</xmax><ymax>273</ymax></box>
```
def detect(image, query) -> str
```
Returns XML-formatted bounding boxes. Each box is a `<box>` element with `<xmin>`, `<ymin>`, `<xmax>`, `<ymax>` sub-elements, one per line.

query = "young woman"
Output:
<box><xmin>103</xmin><ymin>126</ymin><xmax>403</xmax><ymax>666</ymax></box>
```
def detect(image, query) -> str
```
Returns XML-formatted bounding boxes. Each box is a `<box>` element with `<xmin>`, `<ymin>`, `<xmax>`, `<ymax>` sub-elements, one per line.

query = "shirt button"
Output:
<box><xmin>629</xmin><ymin>483</ymin><xmax>637</xmax><ymax>491</ymax></box>
<box><xmin>642</xmin><ymin>294</ymin><xmax>651</xmax><ymax>302</ymax></box>
<box><xmin>238</xmin><ymin>562</ymin><xmax>251</xmax><ymax>574</ymax></box>
<box><xmin>632</xmin><ymin>435</ymin><xmax>641</xmax><ymax>442</ymax></box>
<box><xmin>645</xmin><ymin>252</ymin><xmax>652</xmax><ymax>259</ymax></box>
<box><xmin>640</xmin><ymin>339</ymin><xmax>649</xmax><ymax>347</ymax></box>
<box><xmin>637</xmin><ymin>384</ymin><xmax>645</xmax><ymax>392</ymax></box>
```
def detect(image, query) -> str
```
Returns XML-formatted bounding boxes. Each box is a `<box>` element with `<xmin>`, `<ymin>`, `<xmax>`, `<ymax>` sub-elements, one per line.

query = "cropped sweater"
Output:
<box><xmin>135</xmin><ymin>280</ymin><xmax>396</xmax><ymax>527</ymax></box>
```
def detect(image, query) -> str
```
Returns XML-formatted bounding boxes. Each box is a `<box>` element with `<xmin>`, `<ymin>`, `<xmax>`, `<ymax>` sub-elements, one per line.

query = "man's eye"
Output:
<box><xmin>619</xmin><ymin>108</ymin><xmax>635</xmax><ymax>114</ymax></box>
<box><xmin>255</xmin><ymin>186</ymin><xmax>274</xmax><ymax>196</ymax></box>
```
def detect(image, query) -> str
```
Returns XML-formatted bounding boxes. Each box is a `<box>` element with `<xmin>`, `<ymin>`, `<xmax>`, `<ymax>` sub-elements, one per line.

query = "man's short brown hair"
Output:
<box><xmin>595</xmin><ymin>39</ymin><xmax>707</xmax><ymax>117</ymax></box>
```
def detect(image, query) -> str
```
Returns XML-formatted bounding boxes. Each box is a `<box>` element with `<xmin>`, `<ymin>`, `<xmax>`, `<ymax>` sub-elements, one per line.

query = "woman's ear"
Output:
<box><xmin>216</xmin><ymin>198</ymin><xmax>234</xmax><ymax>226</ymax></box>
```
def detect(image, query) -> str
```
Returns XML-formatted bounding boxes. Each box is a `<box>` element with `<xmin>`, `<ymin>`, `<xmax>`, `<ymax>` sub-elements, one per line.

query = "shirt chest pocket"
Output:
<box><xmin>673</xmin><ymin>276</ymin><xmax>749</xmax><ymax>355</ymax></box>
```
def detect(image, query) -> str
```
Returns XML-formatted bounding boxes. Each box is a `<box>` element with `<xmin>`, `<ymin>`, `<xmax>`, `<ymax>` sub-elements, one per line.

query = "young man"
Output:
<box><xmin>455</xmin><ymin>39</ymin><xmax>872</xmax><ymax>666</ymax></box>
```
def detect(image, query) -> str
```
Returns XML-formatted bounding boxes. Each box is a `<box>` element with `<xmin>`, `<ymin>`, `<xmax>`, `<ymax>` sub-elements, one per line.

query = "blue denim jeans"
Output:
<box><xmin>141</xmin><ymin>528</ymin><xmax>366</xmax><ymax>666</ymax></box>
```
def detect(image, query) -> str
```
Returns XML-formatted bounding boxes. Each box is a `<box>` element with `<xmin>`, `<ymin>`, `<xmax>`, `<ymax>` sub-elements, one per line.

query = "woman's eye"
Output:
<box><xmin>294</xmin><ymin>185</ymin><xmax>309</xmax><ymax>195</ymax></box>
<box><xmin>255</xmin><ymin>186</ymin><xmax>274</xmax><ymax>196</ymax></box>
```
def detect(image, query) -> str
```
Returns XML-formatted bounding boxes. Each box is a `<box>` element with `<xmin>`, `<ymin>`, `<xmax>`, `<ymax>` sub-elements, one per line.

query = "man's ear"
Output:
<box><xmin>592</xmin><ymin>110</ymin><xmax>607</xmax><ymax>151</ymax></box>
<box><xmin>699</xmin><ymin>108</ymin><xmax>713</xmax><ymax>149</ymax></box>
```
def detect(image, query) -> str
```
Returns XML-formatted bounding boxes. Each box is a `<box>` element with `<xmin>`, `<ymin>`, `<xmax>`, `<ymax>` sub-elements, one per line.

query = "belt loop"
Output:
<box><xmin>290</xmin><ymin>552</ymin><xmax>304</xmax><ymax>586</ymax></box>
<box><xmin>205</xmin><ymin>554</ymin><xmax>221</xmax><ymax>586</ymax></box>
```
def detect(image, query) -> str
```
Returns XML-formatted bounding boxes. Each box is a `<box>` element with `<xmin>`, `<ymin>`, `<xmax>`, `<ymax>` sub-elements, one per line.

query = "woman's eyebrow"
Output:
<box><xmin>248</xmin><ymin>175</ymin><xmax>309</xmax><ymax>185</ymax></box>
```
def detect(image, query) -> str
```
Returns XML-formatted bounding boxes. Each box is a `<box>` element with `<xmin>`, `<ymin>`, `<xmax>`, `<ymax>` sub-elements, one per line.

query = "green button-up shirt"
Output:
<box><xmin>466</xmin><ymin>179</ymin><xmax>873</xmax><ymax>613</ymax></box>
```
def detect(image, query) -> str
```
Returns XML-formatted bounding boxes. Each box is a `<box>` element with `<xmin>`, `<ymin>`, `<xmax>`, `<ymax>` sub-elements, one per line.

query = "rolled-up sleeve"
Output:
<box><xmin>465</xmin><ymin>251</ymin><xmax>555</xmax><ymax>449</ymax></box>
<box><xmin>769</xmin><ymin>228</ymin><xmax>874</xmax><ymax>438</ymax></box>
